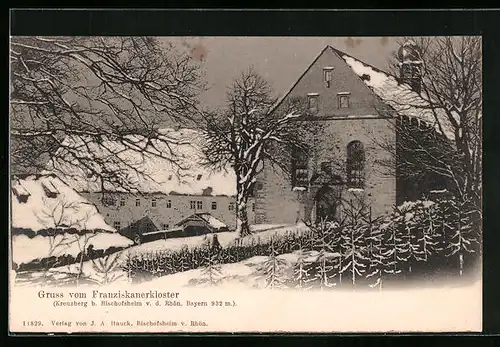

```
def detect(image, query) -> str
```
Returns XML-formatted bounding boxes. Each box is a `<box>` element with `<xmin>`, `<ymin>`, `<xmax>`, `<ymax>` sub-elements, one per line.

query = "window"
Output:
<box><xmin>346</xmin><ymin>141</ymin><xmax>365</xmax><ymax>188</ymax></box>
<box><xmin>162</xmin><ymin>223</ymin><xmax>169</xmax><ymax>230</ymax></box>
<box><xmin>291</xmin><ymin>149</ymin><xmax>309</xmax><ymax>188</ymax></box>
<box><xmin>323</xmin><ymin>67</ymin><xmax>334</xmax><ymax>87</ymax></box>
<box><xmin>229</xmin><ymin>202</ymin><xmax>235</xmax><ymax>211</ymax></box>
<box><xmin>113</xmin><ymin>221</ymin><xmax>121</xmax><ymax>230</ymax></box>
<box><xmin>252</xmin><ymin>202</ymin><xmax>256</xmax><ymax>212</ymax></box>
<box><xmin>307</xmin><ymin>93</ymin><xmax>319</xmax><ymax>112</ymax></box>
<box><xmin>196</xmin><ymin>174</ymin><xmax>202</xmax><ymax>181</ymax></box>
<box><xmin>190</xmin><ymin>200</ymin><xmax>203</xmax><ymax>210</ymax></box>
<box><xmin>211</xmin><ymin>201</ymin><xmax>217</xmax><ymax>210</ymax></box>
<box><xmin>249</xmin><ymin>182</ymin><xmax>262</xmax><ymax>198</ymax></box>
<box><xmin>338</xmin><ymin>93</ymin><xmax>350</xmax><ymax>108</ymax></box>
<box><xmin>151</xmin><ymin>198</ymin><xmax>157</xmax><ymax>207</ymax></box>
<box><xmin>166</xmin><ymin>199</ymin><xmax>172</xmax><ymax>208</ymax></box>
<box><xmin>120</xmin><ymin>199</ymin><xmax>125</xmax><ymax>207</ymax></box>
<box><xmin>135</xmin><ymin>198</ymin><xmax>140</xmax><ymax>207</ymax></box>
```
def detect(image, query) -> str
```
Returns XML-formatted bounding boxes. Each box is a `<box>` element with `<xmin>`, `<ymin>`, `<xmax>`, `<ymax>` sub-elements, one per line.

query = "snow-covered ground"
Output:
<box><xmin>142</xmin><ymin>250</ymin><xmax>343</xmax><ymax>290</ymax></box>
<box><xmin>13</xmin><ymin>223</ymin><xmax>308</xmax><ymax>286</ymax></box>
<box><xmin>124</xmin><ymin>223</ymin><xmax>304</xmax><ymax>256</ymax></box>
<box><xmin>12</xmin><ymin>232</ymin><xmax>134</xmax><ymax>266</ymax></box>
<box><xmin>19</xmin><ymin>249</ymin><xmax>323</xmax><ymax>289</ymax></box>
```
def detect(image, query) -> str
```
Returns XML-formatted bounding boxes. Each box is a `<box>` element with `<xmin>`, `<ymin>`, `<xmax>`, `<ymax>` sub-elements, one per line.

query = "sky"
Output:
<box><xmin>163</xmin><ymin>36</ymin><xmax>401</xmax><ymax>109</ymax></box>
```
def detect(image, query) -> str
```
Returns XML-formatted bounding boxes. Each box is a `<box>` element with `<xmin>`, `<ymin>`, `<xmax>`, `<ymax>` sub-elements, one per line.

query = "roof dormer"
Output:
<box><xmin>12</xmin><ymin>180</ymin><xmax>30</xmax><ymax>203</ymax></box>
<box><xmin>41</xmin><ymin>179</ymin><xmax>60</xmax><ymax>198</ymax></box>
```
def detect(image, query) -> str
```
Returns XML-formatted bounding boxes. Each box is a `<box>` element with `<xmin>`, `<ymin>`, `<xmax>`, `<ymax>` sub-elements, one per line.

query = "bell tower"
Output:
<box><xmin>397</xmin><ymin>40</ymin><xmax>423</xmax><ymax>94</ymax></box>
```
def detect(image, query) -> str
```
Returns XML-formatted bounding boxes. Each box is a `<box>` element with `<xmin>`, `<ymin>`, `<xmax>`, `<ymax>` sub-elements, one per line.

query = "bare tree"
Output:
<box><xmin>202</xmin><ymin>68</ymin><xmax>315</xmax><ymax>236</ymax></box>
<box><xmin>381</xmin><ymin>36</ymin><xmax>482</xmax><ymax>208</ymax></box>
<box><xmin>35</xmin><ymin>196</ymin><xmax>99</xmax><ymax>283</ymax></box>
<box><xmin>10</xmin><ymin>36</ymin><xmax>205</xmax><ymax>193</ymax></box>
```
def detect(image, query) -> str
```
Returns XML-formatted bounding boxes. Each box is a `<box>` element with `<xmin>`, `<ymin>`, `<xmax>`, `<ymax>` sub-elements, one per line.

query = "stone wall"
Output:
<box><xmin>254</xmin><ymin>46</ymin><xmax>397</xmax><ymax>224</ymax></box>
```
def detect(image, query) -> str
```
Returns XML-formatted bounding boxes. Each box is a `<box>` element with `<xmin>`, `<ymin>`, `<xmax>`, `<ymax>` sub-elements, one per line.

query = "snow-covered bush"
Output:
<box><xmin>90</xmin><ymin>252</ymin><xmax>124</xmax><ymax>285</ymax></box>
<box><xmin>122</xmin><ymin>227</ymin><xmax>315</xmax><ymax>281</ymax></box>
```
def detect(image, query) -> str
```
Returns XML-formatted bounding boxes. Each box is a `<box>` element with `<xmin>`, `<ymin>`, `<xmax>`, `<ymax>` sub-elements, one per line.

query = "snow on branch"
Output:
<box><xmin>10</xmin><ymin>36</ymin><xmax>206</xmax><ymax>192</ymax></box>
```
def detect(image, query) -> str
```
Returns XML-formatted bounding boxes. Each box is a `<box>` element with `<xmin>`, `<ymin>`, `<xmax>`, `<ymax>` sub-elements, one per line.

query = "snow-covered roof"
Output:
<box><xmin>47</xmin><ymin>128</ymin><xmax>237</xmax><ymax>196</ymax></box>
<box><xmin>197</xmin><ymin>213</ymin><xmax>227</xmax><ymax>229</ymax></box>
<box><xmin>175</xmin><ymin>212</ymin><xmax>228</xmax><ymax>229</ymax></box>
<box><xmin>336</xmin><ymin>49</ymin><xmax>456</xmax><ymax>140</ymax></box>
<box><xmin>11</xmin><ymin>174</ymin><xmax>114</xmax><ymax>232</ymax></box>
<box><xmin>273</xmin><ymin>45</ymin><xmax>457</xmax><ymax>141</ymax></box>
<box><xmin>12</xmin><ymin>232</ymin><xmax>133</xmax><ymax>265</ymax></box>
<box><xmin>142</xmin><ymin>227</ymin><xmax>183</xmax><ymax>236</ymax></box>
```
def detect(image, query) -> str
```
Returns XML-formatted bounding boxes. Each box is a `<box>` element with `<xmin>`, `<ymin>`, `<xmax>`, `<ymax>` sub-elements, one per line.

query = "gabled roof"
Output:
<box><xmin>47</xmin><ymin>128</ymin><xmax>237</xmax><ymax>197</ymax></box>
<box><xmin>274</xmin><ymin>45</ymin><xmax>456</xmax><ymax>141</ymax></box>
<box><xmin>129</xmin><ymin>215</ymin><xmax>161</xmax><ymax>231</ymax></box>
<box><xmin>331</xmin><ymin>47</ymin><xmax>455</xmax><ymax>140</ymax></box>
<box><xmin>10</xmin><ymin>174</ymin><xmax>114</xmax><ymax>232</ymax></box>
<box><xmin>175</xmin><ymin>212</ymin><xmax>227</xmax><ymax>230</ymax></box>
<box><xmin>272</xmin><ymin>46</ymin><xmax>331</xmax><ymax>113</ymax></box>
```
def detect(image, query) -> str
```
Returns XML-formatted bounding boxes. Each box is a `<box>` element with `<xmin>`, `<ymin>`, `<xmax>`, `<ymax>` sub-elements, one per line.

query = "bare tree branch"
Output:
<box><xmin>201</xmin><ymin>68</ymin><xmax>317</xmax><ymax>236</ymax></box>
<box><xmin>10</xmin><ymin>36</ymin><xmax>206</xmax><ymax>194</ymax></box>
<box><xmin>383</xmin><ymin>36</ymin><xmax>482</xmax><ymax>207</ymax></box>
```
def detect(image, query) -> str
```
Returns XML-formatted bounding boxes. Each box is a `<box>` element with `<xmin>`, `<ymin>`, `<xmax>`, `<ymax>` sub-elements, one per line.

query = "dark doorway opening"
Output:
<box><xmin>315</xmin><ymin>185</ymin><xmax>342</xmax><ymax>222</ymax></box>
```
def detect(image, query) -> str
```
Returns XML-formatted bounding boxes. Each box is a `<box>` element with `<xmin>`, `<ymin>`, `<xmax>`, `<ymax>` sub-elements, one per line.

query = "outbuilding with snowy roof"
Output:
<box><xmin>10</xmin><ymin>174</ymin><xmax>133</xmax><ymax>272</ymax></box>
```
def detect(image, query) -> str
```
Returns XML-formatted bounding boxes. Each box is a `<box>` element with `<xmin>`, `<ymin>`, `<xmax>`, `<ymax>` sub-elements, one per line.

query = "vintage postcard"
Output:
<box><xmin>9</xmin><ymin>35</ymin><xmax>482</xmax><ymax>333</ymax></box>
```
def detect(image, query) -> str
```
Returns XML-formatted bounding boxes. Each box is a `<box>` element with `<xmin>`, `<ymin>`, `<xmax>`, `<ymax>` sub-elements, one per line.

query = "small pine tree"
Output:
<box><xmin>417</xmin><ymin>201</ymin><xmax>440</xmax><ymax>263</ymax></box>
<box><xmin>365</xmin><ymin>227</ymin><xmax>384</xmax><ymax>290</ymax></box>
<box><xmin>314</xmin><ymin>250</ymin><xmax>338</xmax><ymax>290</ymax></box>
<box><xmin>364</xmin><ymin>208</ymin><xmax>386</xmax><ymax>290</ymax></box>
<box><xmin>121</xmin><ymin>252</ymin><xmax>138</xmax><ymax>284</ymax></box>
<box><xmin>260</xmin><ymin>237</ymin><xmax>288</xmax><ymax>289</ymax></box>
<box><xmin>200</xmin><ymin>244</ymin><xmax>223</xmax><ymax>287</ymax></box>
<box><xmin>442</xmin><ymin>197</ymin><xmax>481</xmax><ymax>276</ymax></box>
<box><xmin>292</xmin><ymin>250</ymin><xmax>314</xmax><ymax>290</ymax></box>
<box><xmin>305</xmin><ymin>218</ymin><xmax>341</xmax><ymax>288</ymax></box>
<box><xmin>382</xmin><ymin>215</ymin><xmax>403</xmax><ymax>279</ymax></box>
<box><xmin>340</xmin><ymin>200</ymin><xmax>370</xmax><ymax>289</ymax></box>
<box><xmin>178</xmin><ymin>246</ymin><xmax>191</xmax><ymax>273</ymax></box>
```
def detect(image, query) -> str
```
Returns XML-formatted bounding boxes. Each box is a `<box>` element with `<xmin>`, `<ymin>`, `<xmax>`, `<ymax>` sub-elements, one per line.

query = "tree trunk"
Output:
<box><xmin>235</xmin><ymin>166</ymin><xmax>252</xmax><ymax>237</ymax></box>
<box><xmin>459</xmin><ymin>252</ymin><xmax>464</xmax><ymax>277</ymax></box>
<box><xmin>237</xmin><ymin>201</ymin><xmax>251</xmax><ymax>237</ymax></box>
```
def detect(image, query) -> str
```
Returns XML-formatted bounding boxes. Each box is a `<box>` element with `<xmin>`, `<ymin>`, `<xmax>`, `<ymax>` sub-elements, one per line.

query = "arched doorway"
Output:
<box><xmin>315</xmin><ymin>184</ymin><xmax>342</xmax><ymax>222</ymax></box>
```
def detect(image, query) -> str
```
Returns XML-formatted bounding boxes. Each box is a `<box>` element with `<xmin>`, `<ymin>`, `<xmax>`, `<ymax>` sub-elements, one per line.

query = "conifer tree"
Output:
<box><xmin>260</xmin><ymin>237</ymin><xmax>288</xmax><ymax>289</ymax></box>
<box><xmin>364</xmin><ymin>208</ymin><xmax>387</xmax><ymax>290</ymax></box>
<box><xmin>200</xmin><ymin>244</ymin><xmax>223</xmax><ymax>287</ymax></box>
<box><xmin>305</xmin><ymin>218</ymin><xmax>341</xmax><ymax>288</ymax></box>
<box><xmin>416</xmin><ymin>201</ymin><xmax>440</xmax><ymax>263</ymax></box>
<box><xmin>442</xmin><ymin>197</ymin><xmax>481</xmax><ymax>276</ymax></box>
<box><xmin>340</xmin><ymin>200</ymin><xmax>370</xmax><ymax>288</ymax></box>
<box><xmin>292</xmin><ymin>250</ymin><xmax>314</xmax><ymax>290</ymax></box>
